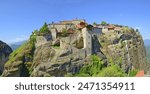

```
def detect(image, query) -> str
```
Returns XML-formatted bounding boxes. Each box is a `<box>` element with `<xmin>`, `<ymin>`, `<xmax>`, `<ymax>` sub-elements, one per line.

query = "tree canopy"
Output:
<box><xmin>93</xmin><ymin>22</ymin><xmax>97</xmax><ymax>25</ymax></box>
<box><xmin>39</xmin><ymin>22</ymin><xmax>50</xmax><ymax>33</ymax></box>
<box><xmin>101</xmin><ymin>21</ymin><xmax>107</xmax><ymax>26</ymax></box>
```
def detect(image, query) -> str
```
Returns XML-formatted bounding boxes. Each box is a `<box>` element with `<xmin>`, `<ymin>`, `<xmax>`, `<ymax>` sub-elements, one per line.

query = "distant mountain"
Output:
<box><xmin>144</xmin><ymin>39</ymin><xmax>150</xmax><ymax>46</ymax></box>
<box><xmin>9</xmin><ymin>40</ymin><xmax>26</xmax><ymax>50</ymax></box>
<box><xmin>0</xmin><ymin>40</ymin><xmax>12</xmax><ymax>74</ymax></box>
<box><xmin>144</xmin><ymin>39</ymin><xmax>150</xmax><ymax>63</ymax></box>
<box><xmin>146</xmin><ymin>46</ymin><xmax>150</xmax><ymax>63</ymax></box>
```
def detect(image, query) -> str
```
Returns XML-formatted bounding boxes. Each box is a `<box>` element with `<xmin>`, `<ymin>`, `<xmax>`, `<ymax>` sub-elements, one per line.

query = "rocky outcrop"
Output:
<box><xmin>1</xmin><ymin>23</ymin><xmax>148</xmax><ymax>77</ymax></box>
<box><xmin>1</xmin><ymin>41</ymin><xmax>35</xmax><ymax>77</ymax></box>
<box><xmin>99</xmin><ymin>28</ymin><xmax>147</xmax><ymax>73</ymax></box>
<box><xmin>30</xmin><ymin>32</ymin><xmax>91</xmax><ymax>77</ymax></box>
<box><xmin>0</xmin><ymin>40</ymin><xmax>12</xmax><ymax>74</ymax></box>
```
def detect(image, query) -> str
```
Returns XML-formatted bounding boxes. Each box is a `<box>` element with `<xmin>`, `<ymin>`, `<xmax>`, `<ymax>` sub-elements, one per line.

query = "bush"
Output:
<box><xmin>76</xmin><ymin>55</ymin><xmax>103</xmax><ymax>76</ymax></box>
<box><xmin>30</xmin><ymin>35</ymin><xmax>36</xmax><ymax>43</ymax></box>
<box><xmin>93</xmin><ymin>22</ymin><xmax>97</xmax><ymax>25</ymax></box>
<box><xmin>101</xmin><ymin>21</ymin><xmax>107</xmax><ymax>26</ymax></box>
<box><xmin>96</xmin><ymin>65</ymin><xmax>126</xmax><ymax>77</ymax></box>
<box><xmin>90</xmin><ymin>55</ymin><xmax>103</xmax><ymax>75</ymax></box>
<box><xmin>75</xmin><ymin>55</ymin><xmax>126</xmax><ymax>77</ymax></box>
<box><xmin>129</xmin><ymin>69</ymin><xmax>138</xmax><ymax>77</ymax></box>
<box><xmin>39</xmin><ymin>22</ymin><xmax>50</xmax><ymax>34</ymax></box>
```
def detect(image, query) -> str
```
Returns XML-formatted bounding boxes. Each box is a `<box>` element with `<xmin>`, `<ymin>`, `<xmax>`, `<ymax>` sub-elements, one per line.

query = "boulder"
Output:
<box><xmin>0</xmin><ymin>40</ymin><xmax>12</xmax><ymax>74</ymax></box>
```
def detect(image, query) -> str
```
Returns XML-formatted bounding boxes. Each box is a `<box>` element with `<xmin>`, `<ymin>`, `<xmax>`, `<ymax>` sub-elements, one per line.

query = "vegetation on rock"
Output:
<box><xmin>101</xmin><ymin>21</ymin><xmax>107</xmax><ymax>25</ymax></box>
<box><xmin>39</xmin><ymin>23</ymin><xmax>50</xmax><ymax>34</ymax></box>
<box><xmin>32</xmin><ymin>23</ymin><xmax>50</xmax><ymax>36</ymax></box>
<box><xmin>93</xmin><ymin>22</ymin><xmax>97</xmax><ymax>25</ymax></box>
<box><xmin>129</xmin><ymin>69</ymin><xmax>138</xmax><ymax>77</ymax></box>
<box><xmin>4</xmin><ymin>35</ymin><xmax>36</xmax><ymax>76</ymax></box>
<box><xmin>75</xmin><ymin>55</ymin><xmax>126</xmax><ymax>77</ymax></box>
<box><xmin>1</xmin><ymin>21</ymin><xmax>148</xmax><ymax>77</ymax></box>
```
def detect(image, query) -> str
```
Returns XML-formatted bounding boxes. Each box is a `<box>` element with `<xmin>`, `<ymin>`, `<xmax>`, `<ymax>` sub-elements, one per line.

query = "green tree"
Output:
<box><xmin>101</xmin><ymin>21</ymin><xmax>107</xmax><ymax>26</ymax></box>
<box><xmin>33</xmin><ymin>29</ymin><xmax>38</xmax><ymax>33</ymax></box>
<box><xmin>96</xmin><ymin>65</ymin><xmax>126</xmax><ymax>77</ymax></box>
<box><xmin>33</xmin><ymin>29</ymin><xmax>38</xmax><ymax>34</ymax></box>
<box><xmin>39</xmin><ymin>22</ymin><xmax>50</xmax><ymax>33</ymax></box>
<box><xmin>75</xmin><ymin>55</ymin><xmax>126</xmax><ymax>77</ymax></box>
<box><xmin>129</xmin><ymin>69</ymin><xmax>138</xmax><ymax>77</ymax></box>
<box><xmin>93</xmin><ymin>22</ymin><xmax>97</xmax><ymax>26</ymax></box>
<box><xmin>76</xmin><ymin>55</ymin><xmax>103</xmax><ymax>76</ymax></box>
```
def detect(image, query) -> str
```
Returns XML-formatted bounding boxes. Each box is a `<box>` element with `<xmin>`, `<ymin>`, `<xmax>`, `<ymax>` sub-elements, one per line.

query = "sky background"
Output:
<box><xmin>0</xmin><ymin>0</ymin><xmax>150</xmax><ymax>44</ymax></box>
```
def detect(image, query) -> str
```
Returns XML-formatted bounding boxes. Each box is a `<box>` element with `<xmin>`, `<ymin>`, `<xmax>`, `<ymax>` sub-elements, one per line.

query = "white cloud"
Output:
<box><xmin>8</xmin><ymin>35</ymin><xmax>29</xmax><ymax>44</ymax></box>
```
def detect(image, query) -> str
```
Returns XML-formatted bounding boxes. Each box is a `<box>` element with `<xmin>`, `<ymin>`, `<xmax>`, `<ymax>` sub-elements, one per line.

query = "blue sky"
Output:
<box><xmin>0</xmin><ymin>0</ymin><xmax>150</xmax><ymax>43</ymax></box>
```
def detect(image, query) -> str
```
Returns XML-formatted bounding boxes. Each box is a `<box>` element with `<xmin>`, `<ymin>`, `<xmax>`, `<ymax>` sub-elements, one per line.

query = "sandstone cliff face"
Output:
<box><xmin>30</xmin><ymin>31</ymin><xmax>93</xmax><ymax>77</ymax></box>
<box><xmin>1</xmin><ymin>25</ymin><xmax>148</xmax><ymax>77</ymax></box>
<box><xmin>99</xmin><ymin>28</ymin><xmax>147</xmax><ymax>73</ymax></box>
<box><xmin>0</xmin><ymin>40</ymin><xmax>12</xmax><ymax>74</ymax></box>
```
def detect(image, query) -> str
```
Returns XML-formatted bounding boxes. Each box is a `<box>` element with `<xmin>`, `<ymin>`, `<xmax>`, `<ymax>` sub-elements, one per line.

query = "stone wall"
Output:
<box><xmin>49</xmin><ymin>24</ymin><xmax>67</xmax><ymax>32</ymax></box>
<box><xmin>92</xmin><ymin>27</ymin><xmax>102</xmax><ymax>35</ymax></box>
<box><xmin>82</xmin><ymin>28</ymin><xmax>92</xmax><ymax>56</ymax></box>
<box><xmin>49</xmin><ymin>24</ymin><xmax>75</xmax><ymax>32</ymax></box>
<box><xmin>51</xmin><ymin>29</ymin><xmax>57</xmax><ymax>40</ymax></box>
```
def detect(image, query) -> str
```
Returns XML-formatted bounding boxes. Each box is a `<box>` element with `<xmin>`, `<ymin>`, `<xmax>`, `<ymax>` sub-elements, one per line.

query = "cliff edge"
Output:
<box><xmin>0</xmin><ymin>40</ymin><xmax>12</xmax><ymax>74</ymax></box>
<box><xmin>1</xmin><ymin>20</ymin><xmax>148</xmax><ymax>77</ymax></box>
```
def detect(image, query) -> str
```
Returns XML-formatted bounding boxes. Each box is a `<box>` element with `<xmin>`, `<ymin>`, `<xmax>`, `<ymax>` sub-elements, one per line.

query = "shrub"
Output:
<box><xmin>101</xmin><ymin>21</ymin><xmax>107</xmax><ymax>26</ymax></box>
<box><xmin>129</xmin><ymin>69</ymin><xmax>138</xmax><ymax>77</ymax></box>
<box><xmin>97</xmin><ymin>65</ymin><xmax>126</xmax><ymax>77</ymax></box>
<box><xmin>76</xmin><ymin>55</ymin><xmax>103</xmax><ymax>76</ymax></box>
<box><xmin>30</xmin><ymin>35</ymin><xmax>36</xmax><ymax>44</ymax></box>
<box><xmin>93</xmin><ymin>22</ymin><xmax>97</xmax><ymax>25</ymax></box>
<box><xmin>75</xmin><ymin>55</ymin><xmax>126</xmax><ymax>77</ymax></box>
<box><xmin>39</xmin><ymin>22</ymin><xmax>50</xmax><ymax>34</ymax></box>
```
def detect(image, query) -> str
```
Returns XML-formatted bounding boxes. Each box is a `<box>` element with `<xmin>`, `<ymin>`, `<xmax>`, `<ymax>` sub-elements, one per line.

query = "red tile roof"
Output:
<box><xmin>107</xmin><ymin>25</ymin><xmax>115</xmax><ymax>29</ymax></box>
<box><xmin>76</xmin><ymin>22</ymin><xmax>86</xmax><ymax>29</ymax></box>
